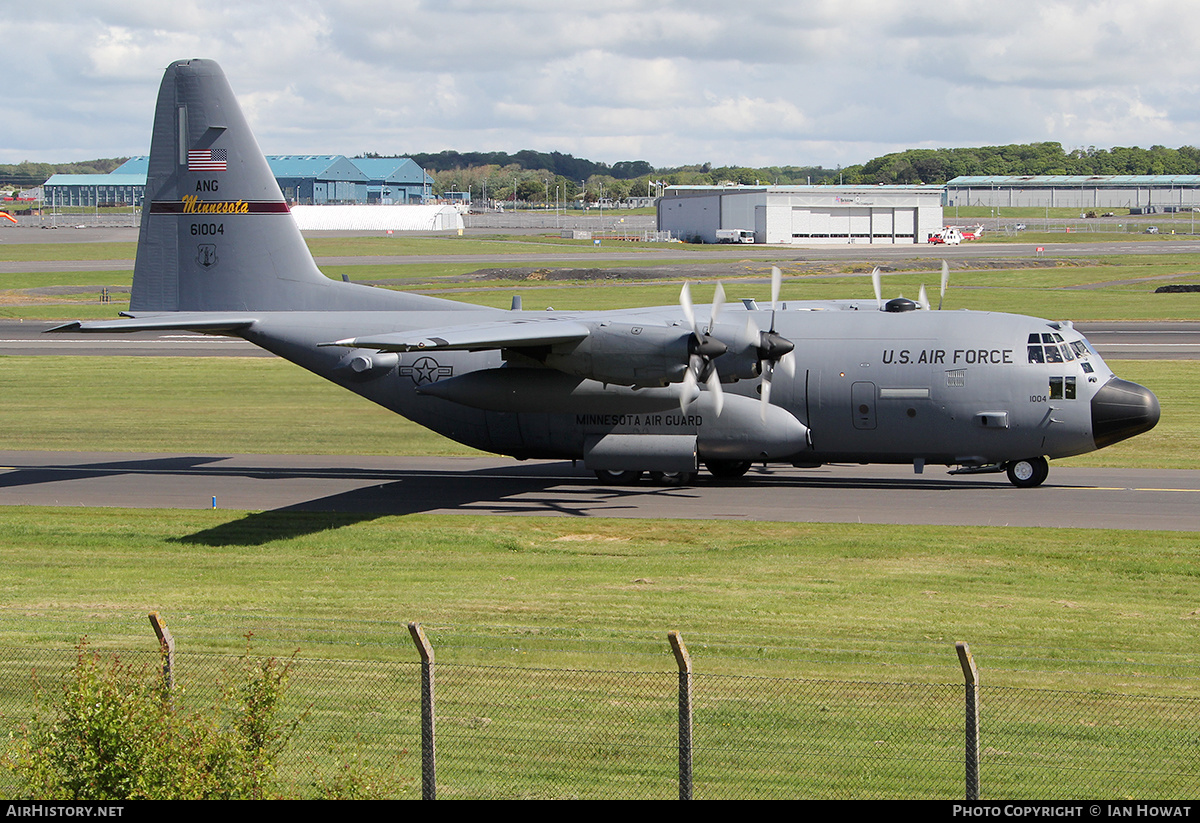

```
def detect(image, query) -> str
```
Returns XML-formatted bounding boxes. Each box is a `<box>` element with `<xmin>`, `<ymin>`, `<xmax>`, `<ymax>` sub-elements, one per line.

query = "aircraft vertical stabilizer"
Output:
<box><xmin>130</xmin><ymin>59</ymin><xmax>451</xmax><ymax>315</ymax></box>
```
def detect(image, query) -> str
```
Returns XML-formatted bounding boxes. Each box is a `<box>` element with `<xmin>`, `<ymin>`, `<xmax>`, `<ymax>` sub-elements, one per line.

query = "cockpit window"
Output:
<box><xmin>1028</xmin><ymin>332</ymin><xmax>1091</xmax><ymax>365</ymax></box>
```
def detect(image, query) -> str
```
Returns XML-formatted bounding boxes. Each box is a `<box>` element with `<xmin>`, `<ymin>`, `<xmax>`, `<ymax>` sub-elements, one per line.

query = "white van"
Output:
<box><xmin>715</xmin><ymin>229</ymin><xmax>756</xmax><ymax>244</ymax></box>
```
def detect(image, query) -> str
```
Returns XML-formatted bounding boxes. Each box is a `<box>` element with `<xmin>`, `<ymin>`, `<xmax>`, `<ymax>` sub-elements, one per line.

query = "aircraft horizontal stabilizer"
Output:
<box><xmin>47</xmin><ymin>315</ymin><xmax>258</xmax><ymax>334</ymax></box>
<box><xmin>319</xmin><ymin>319</ymin><xmax>592</xmax><ymax>353</ymax></box>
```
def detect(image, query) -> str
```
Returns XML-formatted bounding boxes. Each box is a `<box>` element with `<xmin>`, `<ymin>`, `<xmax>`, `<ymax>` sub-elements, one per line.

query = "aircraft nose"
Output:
<box><xmin>1091</xmin><ymin>377</ymin><xmax>1160</xmax><ymax>449</ymax></box>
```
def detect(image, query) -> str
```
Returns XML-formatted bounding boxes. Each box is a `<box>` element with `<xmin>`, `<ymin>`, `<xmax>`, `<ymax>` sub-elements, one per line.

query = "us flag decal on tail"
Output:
<box><xmin>188</xmin><ymin>148</ymin><xmax>227</xmax><ymax>171</ymax></box>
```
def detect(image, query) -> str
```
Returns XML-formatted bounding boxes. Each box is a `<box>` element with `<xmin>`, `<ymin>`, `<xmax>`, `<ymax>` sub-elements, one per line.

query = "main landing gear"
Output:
<box><xmin>594</xmin><ymin>469</ymin><xmax>697</xmax><ymax>485</ymax></box>
<box><xmin>593</xmin><ymin>459</ymin><xmax>753</xmax><ymax>486</ymax></box>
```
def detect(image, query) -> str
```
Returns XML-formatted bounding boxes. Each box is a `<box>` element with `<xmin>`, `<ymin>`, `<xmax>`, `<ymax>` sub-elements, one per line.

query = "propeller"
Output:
<box><xmin>679</xmin><ymin>281</ymin><xmax>728</xmax><ymax>415</ymax></box>
<box><xmin>916</xmin><ymin>260</ymin><xmax>950</xmax><ymax>311</ymax></box>
<box><xmin>872</xmin><ymin>263</ymin><xmax>947</xmax><ymax>312</ymax></box>
<box><xmin>938</xmin><ymin>260</ymin><xmax>949</xmax><ymax>310</ymax></box>
<box><xmin>757</xmin><ymin>267</ymin><xmax>796</xmax><ymax>419</ymax></box>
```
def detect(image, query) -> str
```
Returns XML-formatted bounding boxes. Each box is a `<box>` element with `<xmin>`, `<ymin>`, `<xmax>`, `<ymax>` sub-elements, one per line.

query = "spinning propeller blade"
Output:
<box><xmin>939</xmin><ymin>260</ymin><xmax>949</xmax><ymax>310</ymax></box>
<box><xmin>759</xmin><ymin>266</ymin><xmax>796</xmax><ymax>419</ymax></box>
<box><xmin>678</xmin><ymin>281</ymin><xmax>728</xmax><ymax>414</ymax></box>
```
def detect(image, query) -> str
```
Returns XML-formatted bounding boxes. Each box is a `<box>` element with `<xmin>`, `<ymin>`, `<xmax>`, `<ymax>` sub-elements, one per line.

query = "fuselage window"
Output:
<box><xmin>1048</xmin><ymin>375</ymin><xmax>1077</xmax><ymax>401</ymax></box>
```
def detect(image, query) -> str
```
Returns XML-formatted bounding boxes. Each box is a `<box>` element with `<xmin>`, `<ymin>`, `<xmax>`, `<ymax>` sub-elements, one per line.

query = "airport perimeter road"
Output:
<box><xmin>3</xmin><ymin>319</ymin><xmax>1195</xmax><ymax>359</ymax></box>
<box><xmin>1</xmin><ymin>451</ymin><xmax>1198</xmax><ymax>531</ymax></box>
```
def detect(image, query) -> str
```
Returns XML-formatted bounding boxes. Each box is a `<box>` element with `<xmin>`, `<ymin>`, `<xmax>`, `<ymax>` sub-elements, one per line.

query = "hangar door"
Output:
<box><xmin>789</xmin><ymin>207</ymin><xmax>918</xmax><ymax>243</ymax></box>
<box><xmin>846</xmin><ymin>207</ymin><xmax>871</xmax><ymax>240</ymax></box>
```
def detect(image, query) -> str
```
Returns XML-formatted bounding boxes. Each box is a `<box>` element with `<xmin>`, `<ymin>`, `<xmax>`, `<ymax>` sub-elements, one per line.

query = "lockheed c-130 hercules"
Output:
<box><xmin>52</xmin><ymin>59</ymin><xmax>1160</xmax><ymax>489</ymax></box>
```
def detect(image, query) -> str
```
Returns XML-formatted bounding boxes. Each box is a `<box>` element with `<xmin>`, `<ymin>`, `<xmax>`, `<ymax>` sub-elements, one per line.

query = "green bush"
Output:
<box><xmin>4</xmin><ymin>640</ymin><xmax>302</xmax><ymax>800</ymax></box>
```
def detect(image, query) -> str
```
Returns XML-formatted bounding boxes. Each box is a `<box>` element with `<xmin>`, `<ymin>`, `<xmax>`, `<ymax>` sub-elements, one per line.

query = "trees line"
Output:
<box><xmin>418</xmin><ymin>142</ymin><xmax>1200</xmax><ymax>201</ymax></box>
<box><xmin>9</xmin><ymin>142</ymin><xmax>1200</xmax><ymax>202</ymax></box>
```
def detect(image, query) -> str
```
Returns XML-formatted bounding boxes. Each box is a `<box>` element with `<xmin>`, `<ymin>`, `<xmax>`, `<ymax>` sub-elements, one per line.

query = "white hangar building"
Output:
<box><xmin>657</xmin><ymin>185</ymin><xmax>945</xmax><ymax>245</ymax></box>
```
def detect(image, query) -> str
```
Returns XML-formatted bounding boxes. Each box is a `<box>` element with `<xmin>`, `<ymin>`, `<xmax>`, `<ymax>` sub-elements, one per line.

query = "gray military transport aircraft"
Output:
<box><xmin>52</xmin><ymin>59</ymin><xmax>1160</xmax><ymax>488</ymax></box>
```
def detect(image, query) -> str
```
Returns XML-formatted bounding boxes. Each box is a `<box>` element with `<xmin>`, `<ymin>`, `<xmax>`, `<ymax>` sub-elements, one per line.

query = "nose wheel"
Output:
<box><xmin>1006</xmin><ymin>457</ymin><xmax>1048</xmax><ymax>488</ymax></box>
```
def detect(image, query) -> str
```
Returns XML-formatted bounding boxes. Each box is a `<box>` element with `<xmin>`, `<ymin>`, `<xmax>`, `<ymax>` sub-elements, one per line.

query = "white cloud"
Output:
<box><xmin>3</xmin><ymin>0</ymin><xmax>1200</xmax><ymax>167</ymax></box>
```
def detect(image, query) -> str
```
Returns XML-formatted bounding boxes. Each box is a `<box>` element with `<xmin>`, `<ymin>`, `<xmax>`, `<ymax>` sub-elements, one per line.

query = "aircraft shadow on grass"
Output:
<box><xmin>1</xmin><ymin>454</ymin><xmax>1009</xmax><ymax>547</ymax></box>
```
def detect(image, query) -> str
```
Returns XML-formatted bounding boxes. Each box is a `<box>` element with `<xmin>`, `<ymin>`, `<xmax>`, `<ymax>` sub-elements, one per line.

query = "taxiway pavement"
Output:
<box><xmin>2</xmin><ymin>451</ymin><xmax>1197</xmax><ymax>532</ymax></box>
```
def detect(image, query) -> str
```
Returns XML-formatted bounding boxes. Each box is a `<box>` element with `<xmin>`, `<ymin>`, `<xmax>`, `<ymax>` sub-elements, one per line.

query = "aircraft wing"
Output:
<box><xmin>47</xmin><ymin>315</ymin><xmax>258</xmax><ymax>334</ymax></box>
<box><xmin>320</xmin><ymin>318</ymin><xmax>592</xmax><ymax>352</ymax></box>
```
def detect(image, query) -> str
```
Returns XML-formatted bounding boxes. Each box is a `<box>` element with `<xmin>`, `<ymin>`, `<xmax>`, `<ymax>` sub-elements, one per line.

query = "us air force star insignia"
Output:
<box><xmin>400</xmin><ymin>356</ymin><xmax>453</xmax><ymax>385</ymax></box>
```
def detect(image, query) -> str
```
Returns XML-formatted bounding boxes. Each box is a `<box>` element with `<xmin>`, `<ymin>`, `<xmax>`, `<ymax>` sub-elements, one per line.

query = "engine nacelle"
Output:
<box><xmin>543</xmin><ymin>322</ymin><xmax>691</xmax><ymax>386</ymax></box>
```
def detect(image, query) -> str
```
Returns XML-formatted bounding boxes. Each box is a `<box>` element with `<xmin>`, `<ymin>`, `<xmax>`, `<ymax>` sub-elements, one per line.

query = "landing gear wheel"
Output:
<box><xmin>705</xmin><ymin>460</ymin><xmax>752</xmax><ymax>480</ymax></box>
<box><xmin>648</xmin><ymin>471</ymin><xmax>695</xmax><ymax>486</ymax></box>
<box><xmin>594</xmin><ymin>469</ymin><xmax>642</xmax><ymax>485</ymax></box>
<box><xmin>1005</xmin><ymin>457</ymin><xmax>1048</xmax><ymax>488</ymax></box>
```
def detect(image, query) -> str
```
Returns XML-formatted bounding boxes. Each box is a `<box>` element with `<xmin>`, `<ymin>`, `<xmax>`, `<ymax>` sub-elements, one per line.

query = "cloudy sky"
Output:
<box><xmin>3</xmin><ymin>0</ymin><xmax>1198</xmax><ymax>170</ymax></box>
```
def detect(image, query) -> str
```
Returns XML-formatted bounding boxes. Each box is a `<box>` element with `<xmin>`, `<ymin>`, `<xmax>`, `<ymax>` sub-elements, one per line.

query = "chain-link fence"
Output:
<box><xmin>1</xmin><ymin>629</ymin><xmax>1197</xmax><ymax>799</ymax></box>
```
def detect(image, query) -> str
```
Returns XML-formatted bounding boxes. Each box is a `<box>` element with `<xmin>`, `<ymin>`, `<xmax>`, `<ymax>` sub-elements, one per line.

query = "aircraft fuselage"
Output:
<box><xmin>243</xmin><ymin>301</ymin><xmax>1147</xmax><ymax>479</ymax></box>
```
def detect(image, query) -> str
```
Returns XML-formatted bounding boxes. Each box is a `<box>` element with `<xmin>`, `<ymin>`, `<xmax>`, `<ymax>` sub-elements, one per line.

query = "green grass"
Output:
<box><xmin>0</xmin><ymin>243</ymin><xmax>136</xmax><ymax>263</ymax></box>
<box><xmin>984</xmin><ymin>230</ymin><xmax>1192</xmax><ymax>243</ymax></box>
<box><xmin>6</xmin><ymin>243</ymin><xmax>1200</xmax><ymax>321</ymax></box>
<box><xmin>0</xmin><ymin>510</ymin><xmax>1197</xmax><ymax>685</ymax></box>
<box><xmin>0</xmin><ymin>356</ymin><xmax>474</xmax><ymax>455</ymax></box>
<box><xmin>402</xmin><ymin>268</ymin><xmax>1200</xmax><ymax>318</ymax></box>
<box><xmin>2</xmin><ymin>509</ymin><xmax>1198</xmax><ymax>798</ymax></box>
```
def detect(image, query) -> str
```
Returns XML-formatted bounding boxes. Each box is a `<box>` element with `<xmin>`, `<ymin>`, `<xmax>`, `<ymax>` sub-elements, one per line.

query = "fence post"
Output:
<box><xmin>409</xmin><ymin>622</ymin><xmax>436</xmax><ymax>800</ymax></box>
<box><xmin>956</xmin><ymin>641</ymin><xmax>980</xmax><ymax>800</ymax></box>
<box><xmin>668</xmin><ymin>631</ymin><xmax>693</xmax><ymax>800</ymax></box>
<box><xmin>148</xmin><ymin>612</ymin><xmax>174</xmax><ymax>691</ymax></box>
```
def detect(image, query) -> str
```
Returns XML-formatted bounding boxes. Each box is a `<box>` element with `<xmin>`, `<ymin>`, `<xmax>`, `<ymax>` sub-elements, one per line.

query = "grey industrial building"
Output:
<box><xmin>658</xmin><ymin>185</ymin><xmax>945</xmax><ymax>244</ymax></box>
<box><xmin>350</xmin><ymin>157</ymin><xmax>434</xmax><ymax>204</ymax></box>
<box><xmin>268</xmin><ymin>155</ymin><xmax>366</xmax><ymax>204</ymax></box>
<box><xmin>41</xmin><ymin>173</ymin><xmax>146</xmax><ymax>208</ymax></box>
<box><xmin>43</xmin><ymin>155</ymin><xmax>433</xmax><ymax>207</ymax></box>
<box><xmin>945</xmin><ymin>175</ymin><xmax>1200</xmax><ymax>211</ymax></box>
